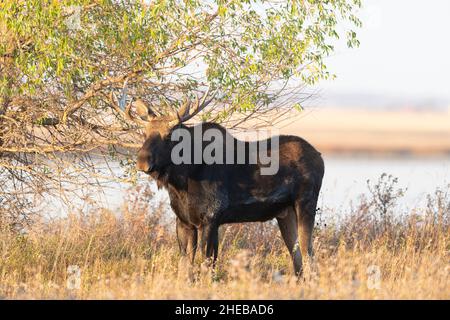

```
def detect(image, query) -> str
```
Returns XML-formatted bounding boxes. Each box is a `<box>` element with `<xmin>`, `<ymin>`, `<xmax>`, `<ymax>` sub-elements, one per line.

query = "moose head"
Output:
<box><xmin>110</xmin><ymin>86</ymin><xmax>216</xmax><ymax>174</ymax></box>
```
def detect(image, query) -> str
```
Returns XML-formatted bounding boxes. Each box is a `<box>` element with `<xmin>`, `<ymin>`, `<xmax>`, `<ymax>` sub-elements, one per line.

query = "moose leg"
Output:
<box><xmin>176</xmin><ymin>218</ymin><xmax>198</xmax><ymax>270</ymax></box>
<box><xmin>277</xmin><ymin>207</ymin><xmax>302</xmax><ymax>276</ymax></box>
<box><xmin>295</xmin><ymin>190</ymin><xmax>318</xmax><ymax>262</ymax></box>
<box><xmin>198</xmin><ymin>222</ymin><xmax>219</xmax><ymax>266</ymax></box>
<box><xmin>206</xmin><ymin>226</ymin><xmax>219</xmax><ymax>263</ymax></box>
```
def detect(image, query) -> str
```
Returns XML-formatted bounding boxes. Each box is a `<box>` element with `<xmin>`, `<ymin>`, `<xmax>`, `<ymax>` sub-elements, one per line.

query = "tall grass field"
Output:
<box><xmin>1</xmin><ymin>176</ymin><xmax>448</xmax><ymax>299</ymax></box>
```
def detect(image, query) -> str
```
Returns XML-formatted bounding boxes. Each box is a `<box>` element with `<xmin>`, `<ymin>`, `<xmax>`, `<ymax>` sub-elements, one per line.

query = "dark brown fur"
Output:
<box><xmin>136</xmin><ymin>122</ymin><xmax>324</xmax><ymax>275</ymax></box>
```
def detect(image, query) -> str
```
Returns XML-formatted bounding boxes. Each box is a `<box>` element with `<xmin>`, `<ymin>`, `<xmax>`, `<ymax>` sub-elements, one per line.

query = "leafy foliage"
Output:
<box><xmin>1</xmin><ymin>0</ymin><xmax>361</xmax><ymax>124</ymax></box>
<box><xmin>0</xmin><ymin>0</ymin><xmax>361</xmax><ymax>220</ymax></box>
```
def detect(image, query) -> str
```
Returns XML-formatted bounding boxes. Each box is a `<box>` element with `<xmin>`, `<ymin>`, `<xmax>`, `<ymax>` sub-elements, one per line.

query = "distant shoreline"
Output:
<box><xmin>281</xmin><ymin>107</ymin><xmax>450</xmax><ymax>156</ymax></box>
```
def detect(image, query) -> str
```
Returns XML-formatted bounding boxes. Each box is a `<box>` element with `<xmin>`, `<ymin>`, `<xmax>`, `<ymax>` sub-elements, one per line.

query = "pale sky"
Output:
<box><xmin>320</xmin><ymin>0</ymin><xmax>450</xmax><ymax>104</ymax></box>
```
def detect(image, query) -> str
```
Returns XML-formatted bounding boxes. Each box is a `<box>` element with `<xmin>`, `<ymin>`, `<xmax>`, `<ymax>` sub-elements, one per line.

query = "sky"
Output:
<box><xmin>319</xmin><ymin>0</ymin><xmax>450</xmax><ymax>107</ymax></box>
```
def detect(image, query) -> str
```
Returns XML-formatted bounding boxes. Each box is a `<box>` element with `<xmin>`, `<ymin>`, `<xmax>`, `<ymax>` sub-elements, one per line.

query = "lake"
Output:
<box><xmin>89</xmin><ymin>155</ymin><xmax>449</xmax><ymax>217</ymax></box>
<box><xmin>319</xmin><ymin>155</ymin><xmax>450</xmax><ymax>214</ymax></box>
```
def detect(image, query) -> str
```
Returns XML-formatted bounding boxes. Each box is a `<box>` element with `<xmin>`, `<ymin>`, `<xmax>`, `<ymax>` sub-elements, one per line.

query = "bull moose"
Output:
<box><xmin>115</xmin><ymin>88</ymin><xmax>324</xmax><ymax>276</ymax></box>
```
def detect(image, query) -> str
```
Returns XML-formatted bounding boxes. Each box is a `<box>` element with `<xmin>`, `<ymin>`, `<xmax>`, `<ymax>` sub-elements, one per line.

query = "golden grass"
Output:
<box><xmin>0</xmin><ymin>184</ymin><xmax>449</xmax><ymax>300</ymax></box>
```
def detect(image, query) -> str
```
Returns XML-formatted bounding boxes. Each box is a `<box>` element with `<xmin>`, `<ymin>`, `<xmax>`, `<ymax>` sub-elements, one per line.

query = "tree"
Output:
<box><xmin>0</xmin><ymin>0</ymin><xmax>361</xmax><ymax>224</ymax></box>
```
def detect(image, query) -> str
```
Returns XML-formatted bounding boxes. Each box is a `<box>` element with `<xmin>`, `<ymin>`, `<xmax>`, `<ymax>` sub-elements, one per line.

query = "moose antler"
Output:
<box><xmin>109</xmin><ymin>91</ymin><xmax>149</xmax><ymax>126</ymax></box>
<box><xmin>109</xmin><ymin>81</ymin><xmax>216</xmax><ymax>127</ymax></box>
<box><xmin>174</xmin><ymin>87</ymin><xmax>218</xmax><ymax>124</ymax></box>
<box><xmin>108</xmin><ymin>80</ymin><xmax>154</xmax><ymax>126</ymax></box>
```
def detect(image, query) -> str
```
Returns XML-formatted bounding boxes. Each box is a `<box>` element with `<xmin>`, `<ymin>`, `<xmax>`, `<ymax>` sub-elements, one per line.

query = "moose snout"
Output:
<box><xmin>136</xmin><ymin>159</ymin><xmax>150</xmax><ymax>173</ymax></box>
<box><xmin>136</xmin><ymin>150</ymin><xmax>151</xmax><ymax>173</ymax></box>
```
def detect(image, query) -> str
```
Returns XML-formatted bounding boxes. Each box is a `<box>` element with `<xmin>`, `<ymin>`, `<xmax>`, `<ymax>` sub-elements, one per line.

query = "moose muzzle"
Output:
<box><xmin>136</xmin><ymin>160</ymin><xmax>151</xmax><ymax>173</ymax></box>
<box><xmin>136</xmin><ymin>149</ymin><xmax>151</xmax><ymax>173</ymax></box>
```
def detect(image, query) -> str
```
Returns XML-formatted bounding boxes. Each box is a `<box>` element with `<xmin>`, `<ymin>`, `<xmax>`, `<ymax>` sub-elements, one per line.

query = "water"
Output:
<box><xmin>95</xmin><ymin>155</ymin><xmax>450</xmax><ymax>216</ymax></box>
<box><xmin>319</xmin><ymin>155</ymin><xmax>450</xmax><ymax>214</ymax></box>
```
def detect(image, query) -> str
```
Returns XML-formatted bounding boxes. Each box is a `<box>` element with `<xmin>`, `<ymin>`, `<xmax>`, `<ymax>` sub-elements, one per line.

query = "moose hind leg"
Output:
<box><xmin>277</xmin><ymin>207</ymin><xmax>302</xmax><ymax>276</ymax></box>
<box><xmin>295</xmin><ymin>189</ymin><xmax>319</xmax><ymax>261</ymax></box>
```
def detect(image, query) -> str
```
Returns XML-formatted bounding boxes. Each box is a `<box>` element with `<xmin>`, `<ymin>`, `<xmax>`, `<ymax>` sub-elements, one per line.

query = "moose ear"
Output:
<box><xmin>133</xmin><ymin>99</ymin><xmax>157</xmax><ymax>120</ymax></box>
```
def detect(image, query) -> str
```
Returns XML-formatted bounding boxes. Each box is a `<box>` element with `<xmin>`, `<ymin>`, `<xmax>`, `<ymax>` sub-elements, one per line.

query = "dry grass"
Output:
<box><xmin>0</xmin><ymin>180</ymin><xmax>449</xmax><ymax>300</ymax></box>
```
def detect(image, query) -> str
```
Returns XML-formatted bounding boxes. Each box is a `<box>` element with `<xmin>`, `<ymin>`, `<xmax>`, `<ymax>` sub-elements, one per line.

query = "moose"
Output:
<box><xmin>114</xmin><ymin>88</ymin><xmax>324</xmax><ymax>276</ymax></box>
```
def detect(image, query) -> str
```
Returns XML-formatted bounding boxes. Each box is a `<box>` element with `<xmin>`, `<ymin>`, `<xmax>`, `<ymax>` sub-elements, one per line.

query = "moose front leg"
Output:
<box><xmin>198</xmin><ymin>222</ymin><xmax>219</xmax><ymax>267</ymax></box>
<box><xmin>176</xmin><ymin>218</ymin><xmax>198</xmax><ymax>262</ymax></box>
<box><xmin>176</xmin><ymin>218</ymin><xmax>197</xmax><ymax>281</ymax></box>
